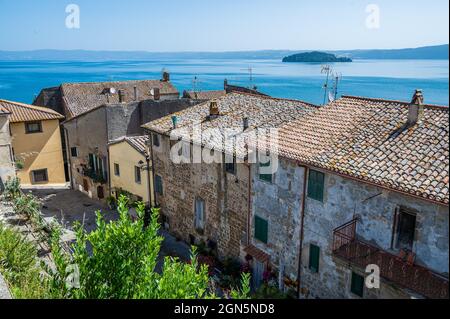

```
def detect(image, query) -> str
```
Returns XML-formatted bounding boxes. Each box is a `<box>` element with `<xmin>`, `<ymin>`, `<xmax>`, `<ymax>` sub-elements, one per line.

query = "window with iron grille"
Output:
<box><xmin>25</xmin><ymin>121</ymin><xmax>42</xmax><ymax>134</ymax></box>
<box><xmin>32</xmin><ymin>169</ymin><xmax>48</xmax><ymax>183</ymax></box>
<box><xmin>114</xmin><ymin>163</ymin><xmax>120</xmax><ymax>176</ymax></box>
<box><xmin>70</xmin><ymin>147</ymin><xmax>78</xmax><ymax>157</ymax></box>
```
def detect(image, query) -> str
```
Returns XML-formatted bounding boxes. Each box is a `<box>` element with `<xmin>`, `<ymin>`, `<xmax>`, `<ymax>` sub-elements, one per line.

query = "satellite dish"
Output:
<box><xmin>150</xmin><ymin>88</ymin><xmax>155</xmax><ymax>96</ymax></box>
<box><xmin>109</xmin><ymin>87</ymin><xmax>117</xmax><ymax>94</ymax></box>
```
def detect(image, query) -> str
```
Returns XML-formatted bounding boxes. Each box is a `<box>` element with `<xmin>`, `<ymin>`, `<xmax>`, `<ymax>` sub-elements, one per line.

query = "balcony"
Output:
<box><xmin>332</xmin><ymin>219</ymin><xmax>449</xmax><ymax>299</ymax></box>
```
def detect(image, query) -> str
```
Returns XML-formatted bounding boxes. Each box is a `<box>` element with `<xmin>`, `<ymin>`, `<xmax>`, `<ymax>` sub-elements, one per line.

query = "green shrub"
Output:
<box><xmin>1</xmin><ymin>177</ymin><xmax>21</xmax><ymax>200</ymax></box>
<box><xmin>0</xmin><ymin>223</ymin><xmax>51</xmax><ymax>299</ymax></box>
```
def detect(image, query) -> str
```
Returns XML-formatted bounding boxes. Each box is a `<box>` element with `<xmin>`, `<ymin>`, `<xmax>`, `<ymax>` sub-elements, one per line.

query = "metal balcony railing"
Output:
<box><xmin>332</xmin><ymin>219</ymin><xmax>449</xmax><ymax>299</ymax></box>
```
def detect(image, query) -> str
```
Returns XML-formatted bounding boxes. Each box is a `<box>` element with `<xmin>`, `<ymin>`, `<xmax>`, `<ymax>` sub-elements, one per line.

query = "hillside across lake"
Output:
<box><xmin>283</xmin><ymin>51</ymin><xmax>352</xmax><ymax>63</ymax></box>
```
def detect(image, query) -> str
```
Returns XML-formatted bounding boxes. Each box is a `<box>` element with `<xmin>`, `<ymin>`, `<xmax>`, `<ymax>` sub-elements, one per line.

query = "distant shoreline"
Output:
<box><xmin>0</xmin><ymin>44</ymin><xmax>448</xmax><ymax>61</ymax></box>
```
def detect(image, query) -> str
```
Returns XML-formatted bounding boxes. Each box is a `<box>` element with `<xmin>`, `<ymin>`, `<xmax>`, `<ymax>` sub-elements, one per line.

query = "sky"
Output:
<box><xmin>0</xmin><ymin>0</ymin><xmax>448</xmax><ymax>52</ymax></box>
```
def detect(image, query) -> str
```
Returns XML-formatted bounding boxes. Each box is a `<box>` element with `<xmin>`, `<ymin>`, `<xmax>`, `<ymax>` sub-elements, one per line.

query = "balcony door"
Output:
<box><xmin>395</xmin><ymin>209</ymin><xmax>416</xmax><ymax>251</ymax></box>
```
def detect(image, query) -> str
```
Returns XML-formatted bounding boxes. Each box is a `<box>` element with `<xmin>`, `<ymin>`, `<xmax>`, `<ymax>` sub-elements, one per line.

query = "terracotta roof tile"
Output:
<box><xmin>0</xmin><ymin>99</ymin><xmax>64</xmax><ymax>123</ymax></box>
<box><xmin>183</xmin><ymin>90</ymin><xmax>226</xmax><ymax>100</ymax></box>
<box><xmin>109</xmin><ymin>135</ymin><xmax>149</xmax><ymax>155</ymax></box>
<box><xmin>272</xmin><ymin>96</ymin><xmax>449</xmax><ymax>205</ymax></box>
<box><xmin>60</xmin><ymin>80</ymin><xmax>179</xmax><ymax>118</ymax></box>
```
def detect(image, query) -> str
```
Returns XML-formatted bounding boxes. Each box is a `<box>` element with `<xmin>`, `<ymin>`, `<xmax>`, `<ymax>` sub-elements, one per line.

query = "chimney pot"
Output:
<box><xmin>133</xmin><ymin>86</ymin><xmax>138</xmax><ymax>101</ymax></box>
<box><xmin>243</xmin><ymin>117</ymin><xmax>249</xmax><ymax>131</ymax></box>
<box><xmin>153</xmin><ymin>87</ymin><xmax>161</xmax><ymax>101</ymax></box>
<box><xmin>118</xmin><ymin>90</ymin><xmax>125</xmax><ymax>103</ymax></box>
<box><xmin>209</xmin><ymin>100</ymin><xmax>220</xmax><ymax>118</ymax></box>
<box><xmin>171</xmin><ymin>115</ymin><xmax>178</xmax><ymax>129</ymax></box>
<box><xmin>162</xmin><ymin>71</ymin><xmax>170</xmax><ymax>82</ymax></box>
<box><xmin>408</xmin><ymin>89</ymin><xmax>424</xmax><ymax>126</ymax></box>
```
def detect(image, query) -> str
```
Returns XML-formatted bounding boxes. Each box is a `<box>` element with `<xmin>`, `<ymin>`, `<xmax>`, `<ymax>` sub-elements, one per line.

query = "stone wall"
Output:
<box><xmin>251</xmin><ymin>157</ymin><xmax>305</xmax><ymax>282</ymax></box>
<box><xmin>299</xmin><ymin>169</ymin><xmax>449</xmax><ymax>299</ymax></box>
<box><xmin>151</xmin><ymin>134</ymin><xmax>249</xmax><ymax>260</ymax></box>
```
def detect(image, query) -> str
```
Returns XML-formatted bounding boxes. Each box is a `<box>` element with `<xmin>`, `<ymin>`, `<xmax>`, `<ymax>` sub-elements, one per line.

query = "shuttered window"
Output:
<box><xmin>155</xmin><ymin>175</ymin><xmax>163</xmax><ymax>195</ymax></box>
<box><xmin>309</xmin><ymin>244</ymin><xmax>320</xmax><ymax>273</ymax></box>
<box><xmin>259</xmin><ymin>160</ymin><xmax>273</xmax><ymax>183</ymax></box>
<box><xmin>307</xmin><ymin>170</ymin><xmax>325</xmax><ymax>202</ymax></box>
<box><xmin>194</xmin><ymin>198</ymin><xmax>205</xmax><ymax>231</ymax></box>
<box><xmin>351</xmin><ymin>272</ymin><xmax>365</xmax><ymax>297</ymax></box>
<box><xmin>254</xmin><ymin>215</ymin><xmax>268</xmax><ymax>244</ymax></box>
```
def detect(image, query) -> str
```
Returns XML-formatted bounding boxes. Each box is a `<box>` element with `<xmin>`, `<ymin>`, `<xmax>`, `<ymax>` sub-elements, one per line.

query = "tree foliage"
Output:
<box><xmin>48</xmin><ymin>195</ymin><xmax>250</xmax><ymax>299</ymax></box>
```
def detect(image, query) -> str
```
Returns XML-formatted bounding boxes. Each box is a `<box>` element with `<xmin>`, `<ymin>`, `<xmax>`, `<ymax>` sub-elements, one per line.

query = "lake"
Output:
<box><xmin>0</xmin><ymin>59</ymin><xmax>448</xmax><ymax>106</ymax></box>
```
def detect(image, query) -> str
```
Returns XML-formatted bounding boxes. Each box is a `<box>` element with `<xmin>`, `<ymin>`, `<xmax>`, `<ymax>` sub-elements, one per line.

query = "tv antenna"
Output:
<box><xmin>331</xmin><ymin>72</ymin><xmax>343</xmax><ymax>102</ymax></box>
<box><xmin>241</xmin><ymin>66</ymin><xmax>256</xmax><ymax>90</ymax></box>
<box><xmin>192</xmin><ymin>76</ymin><xmax>200</xmax><ymax>93</ymax></box>
<box><xmin>321</xmin><ymin>65</ymin><xmax>333</xmax><ymax>105</ymax></box>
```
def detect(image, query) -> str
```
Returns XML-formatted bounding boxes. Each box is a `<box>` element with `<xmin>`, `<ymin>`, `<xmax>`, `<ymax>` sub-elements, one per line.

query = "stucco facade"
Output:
<box><xmin>11</xmin><ymin>119</ymin><xmax>66</xmax><ymax>187</ymax></box>
<box><xmin>109</xmin><ymin>138</ymin><xmax>153</xmax><ymax>205</ymax></box>
<box><xmin>0</xmin><ymin>113</ymin><xmax>15</xmax><ymax>187</ymax></box>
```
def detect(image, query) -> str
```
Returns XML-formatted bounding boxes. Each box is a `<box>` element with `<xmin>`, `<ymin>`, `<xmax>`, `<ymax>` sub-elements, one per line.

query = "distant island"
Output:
<box><xmin>282</xmin><ymin>51</ymin><xmax>352</xmax><ymax>63</ymax></box>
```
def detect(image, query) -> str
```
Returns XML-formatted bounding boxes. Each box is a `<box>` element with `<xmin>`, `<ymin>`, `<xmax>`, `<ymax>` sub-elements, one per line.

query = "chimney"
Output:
<box><xmin>407</xmin><ymin>89</ymin><xmax>424</xmax><ymax>126</ymax></box>
<box><xmin>209</xmin><ymin>100</ymin><xmax>220</xmax><ymax>119</ymax></box>
<box><xmin>171</xmin><ymin>115</ymin><xmax>178</xmax><ymax>129</ymax></box>
<box><xmin>118</xmin><ymin>90</ymin><xmax>125</xmax><ymax>103</ymax></box>
<box><xmin>162</xmin><ymin>71</ymin><xmax>170</xmax><ymax>82</ymax></box>
<box><xmin>133</xmin><ymin>86</ymin><xmax>138</xmax><ymax>101</ymax></box>
<box><xmin>243</xmin><ymin>117</ymin><xmax>249</xmax><ymax>131</ymax></box>
<box><xmin>153</xmin><ymin>87</ymin><xmax>161</xmax><ymax>101</ymax></box>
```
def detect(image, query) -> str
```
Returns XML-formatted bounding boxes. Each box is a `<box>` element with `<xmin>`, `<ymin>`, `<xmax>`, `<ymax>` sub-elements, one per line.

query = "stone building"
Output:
<box><xmin>0</xmin><ymin>105</ymin><xmax>15</xmax><ymax>189</ymax></box>
<box><xmin>33</xmin><ymin>76</ymin><xmax>181</xmax><ymax>181</ymax></box>
<box><xmin>250</xmin><ymin>91</ymin><xmax>449</xmax><ymax>299</ymax></box>
<box><xmin>142</xmin><ymin>92</ymin><xmax>317</xmax><ymax>261</ymax></box>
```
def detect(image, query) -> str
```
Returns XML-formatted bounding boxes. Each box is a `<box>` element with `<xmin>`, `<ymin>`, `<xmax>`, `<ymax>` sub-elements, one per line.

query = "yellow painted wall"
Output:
<box><xmin>11</xmin><ymin>119</ymin><xmax>66</xmax><ymax>186</ymax></box>
<box><xmin>109</xmin><ymin>141</ymin><xmax>154</xmax><ymax>205</ymax></box>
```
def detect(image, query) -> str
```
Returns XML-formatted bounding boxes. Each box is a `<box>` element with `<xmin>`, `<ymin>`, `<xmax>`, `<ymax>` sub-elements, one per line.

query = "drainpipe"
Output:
<box><xmin>296</xmin><ymin>164</ymin><xmax>308</xmax><ymax>299</ymax></box>
<box><xmin>145</xmin><ymin>151</ymin><xmax>152</xmax><ymax>207</ymax></box>
<box><xmin>246</xmin><ymin>161</ymin><xmax>252</xmax><ymax>246</ymax></box>
<box><xmin>63</xmin><ymin>126</ymin><xmax>74</xmax><ymax>189</ymax></box>
<box><xmin>148</xmin><ymin>130</ymin><xmax>157</xmax><ymax>207</ymax></box>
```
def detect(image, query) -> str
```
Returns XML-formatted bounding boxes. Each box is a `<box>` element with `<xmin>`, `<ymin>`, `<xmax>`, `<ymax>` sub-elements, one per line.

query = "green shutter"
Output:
<box><xmin>155</xmin><ymin>175</ymin><xmax>163</xmax><ymax>195</ymax></box>
<box><xmin>308</xmin><ymin>170</ymin><xmax>325</xmax><ymax>202</ymax></box>
<box><xmin>89</xmin><ymin>154</ymin><xmax>95</xmax><ymax>169</ymax></box>
<box><xmin>351</xmin><ymin>272</ymin><xmax>365</xmax><ymax>297</ymax></box>
<box><xmin>254</xmin><ymin>216</ymin><xmax>268</xmax><ymax>243</ymax></box>
<box><xmin>259</xmin><ymin>161</ymin><xmax>273</xmax><ymax>183</ymax></box>
<box><xmin>309</xmin><ymin>244</ymin><xmax>320</xmax><ymax>273</ymax></box>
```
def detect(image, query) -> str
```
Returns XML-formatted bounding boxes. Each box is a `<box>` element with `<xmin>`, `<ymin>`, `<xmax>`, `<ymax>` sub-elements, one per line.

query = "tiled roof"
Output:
<box><xmin>272</xmin><ymin>96</ymin><xmax>449</xmax><ymax>205</ymax></box>
<box><xmin>60</xmin><ymin>80</ymin><xmax>179</xmax><ymax>118</ymax></box>
<box><xmin>244</xmin><ymin>245</ymin><xmax>270</xmax><ymax>262</ymax></box>
<box><xmin>0</xmin><ymin>99</ymin><xmax>64</xmax><ymax>123</ymax></box>
<box><xmin>0</xmin><ymin>105</ymin><xmax>10</xmax><ymax>115</ymax></box>
<box><xmin>142</xmin><ymin>92</ymin><xmax>318</xmax><ymax>158</ymax></box>
<box><xmin>183</xmin><ymin>90</ymin><xmax>226</xmax><ymax>100</ymax></box>
<box><xmin>109</xmin><ymin>135</ymin><xmax>149</xmax><ymax>155</ymax></box>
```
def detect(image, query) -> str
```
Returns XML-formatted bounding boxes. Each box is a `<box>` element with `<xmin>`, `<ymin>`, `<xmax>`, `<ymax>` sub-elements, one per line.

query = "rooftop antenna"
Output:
<box><xmin>321</xmin><ymin>65</ymin><xmax>333</xmax><ymax>105</ymax></box>
<box><xmin>332</xmin><ymin>72</ymin><xmax>343</xmax><ymax>102</ymax></box>
<box><xmin>241</xmin><ymin>66</ymin><xmax>255</xmax><ymax>90</ymax></box>
<box><xmin>192</xmin><ymin>76</ymin><xmax>200</xmax><ymax>93</ymax></box>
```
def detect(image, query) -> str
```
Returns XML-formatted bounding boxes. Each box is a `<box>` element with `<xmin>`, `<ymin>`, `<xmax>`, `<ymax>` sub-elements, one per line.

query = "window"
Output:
<box><xmin>395</xmin><ymin>209</ymin><xmax>416</xmax><ymax>251</ymax></box>
<box><xmin>25</xmin><ymin>121</ymin><xmax>42</xmax><ymax>134</ymax></box>
<box><xmin>155</xmin><ymin>175</ymin><xmax>163</xmax><ymax>195</ymax></box>
<box><xmin>309</xmin><ymin>244</ymin><xmax>320</xmax><ymax>273</ymax></box>
<box><xmin>254</xmin><ymin>215</ymin><xmax>268</xmax><ymax>244</ymax></box>
<box><xmin>152</xmin><ymin>134</ymin><xmax>160</xmax><ymax>147</ymax></box>
<box><xmin>308</xmin><ymin>170</ymin><xmax>325</xmax><ymax>202</ymax></box>
<box><xmin>135</xmin><ymin>166</ymin><xmax>141</xmax><ymax>184</ymax></box>
<box><xmin>88</xmin><ymin>153</ymin><xmax>107</xmax><ymax>180</ymax></box>
<box><xmin>350</xmin><ymin>272</ymin><xmax>365</xmax><ymax>297</ymax></box>
<box><xmin>225</xmin><ymin>156</ymin><xmax>236</xmax><ymax>175</ymax></box>
<box><xmin>70</xmin><ymin>147</ymin><xmax>78</xmax><ymax>157</ymax></box>
<box><xmin>259</xmin><ymin>160</ymin><xmax>273</xmax><ymax>183</ymax></box>
<box><xmin>114</xmin><ymin>163</ymin><xmax>120</xmax><ymax>176</ymax></box>
<box><xmin>194</xmin><ymin>198</ymin><xmax>205</xmax><ymax>231</ymax></box>
<box><xmin>32</xmin><ymin>169</ymin><xmax>48</xmax><ymax>183</ymax></box>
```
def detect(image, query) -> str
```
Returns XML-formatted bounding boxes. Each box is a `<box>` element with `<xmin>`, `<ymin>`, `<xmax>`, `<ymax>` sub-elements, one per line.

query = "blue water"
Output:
<box><xmin>0</xmin><ymin>59</ymin><xmax>448</xmax><ymax>106</ymax></box>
